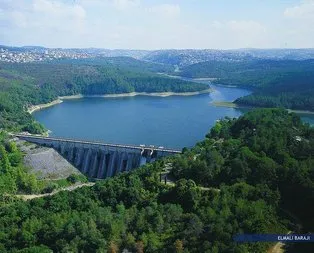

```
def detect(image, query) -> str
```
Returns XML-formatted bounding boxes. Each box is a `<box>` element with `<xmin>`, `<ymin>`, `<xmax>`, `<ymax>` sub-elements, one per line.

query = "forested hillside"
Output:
<box><xmin>179</xmin><ymin>59</ymin><xmax>314</xmax><ymax>111</ymax></box>
<box><xmin>55</xmin><ymin>56</ymin><xmax>174</xmax><ymax>74</ymax></box>
<box><xmin>179</xmin><ymin>59</ymin><xmax>314</xmax><ymax>83</ymax></box>
<box><xmin>0</xmin><ymin>62</ymin><xmax>207</xmax><ymax>96</ymax></box>
<box><xmin>0</xmin><ymin>130</ymin><xmax>88</xmax><ymax>205</ymax></box>
<box><xmin>0</xmin><ymin>132</ymin><xmax>39</xmax><ymax>196</ymax></box>
<box><xmin>0</xmin><ymin>62</ymin><xmax>207</xmax><ymax>133</ymax></box>
<box><xmin>0</xmin><ymin>109</ymin><xmax>313</xmax><ymax>252</ymax></box>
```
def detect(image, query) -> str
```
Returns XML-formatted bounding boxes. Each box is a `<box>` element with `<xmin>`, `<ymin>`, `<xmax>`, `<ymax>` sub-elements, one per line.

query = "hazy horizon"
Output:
<box><xmin>1</xmin><ymin>0</ymin><xmax>314</xmax><ymax>50</ymax></box>
<box><xmin>3</xmin><ymin>45</ymin><xmax>314</xmax><ymax>51</ymax></box>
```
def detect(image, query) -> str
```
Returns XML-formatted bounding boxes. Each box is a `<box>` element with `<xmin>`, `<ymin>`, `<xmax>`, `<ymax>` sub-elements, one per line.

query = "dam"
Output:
<box><xmin>14</xmin><ymin>134</ymin><xmax>181</xmax><ymax>179</ymax></box>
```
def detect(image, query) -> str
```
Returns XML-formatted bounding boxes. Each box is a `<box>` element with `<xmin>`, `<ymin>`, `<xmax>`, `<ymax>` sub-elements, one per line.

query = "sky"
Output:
<box><xmin>0</xmin><ymin>0</ymin><xmax>314</xmax><ymax>49</ymax></box>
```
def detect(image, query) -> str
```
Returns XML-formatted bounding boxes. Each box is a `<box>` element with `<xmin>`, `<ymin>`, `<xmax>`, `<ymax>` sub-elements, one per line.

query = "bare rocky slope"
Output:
<box><xmin>15</xmin><ymin>139</ymin><xmax>81</xmax><ymax>179</ymax></box>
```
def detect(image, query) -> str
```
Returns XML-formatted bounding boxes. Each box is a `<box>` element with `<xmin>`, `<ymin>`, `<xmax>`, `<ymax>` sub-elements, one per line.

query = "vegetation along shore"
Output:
<box><xmin>27</xmin><ymin>99</ymin><xmax>63</xmax><ymax>114</ymax></box>
<box><xmin>28</xmin><ymin>88</ymin><xmax>212</xmax><ymax>114</ymax></box>
<box><xmin>212</xmin><ymin>101</ymin><xmax>314</xmax><ymax>114</ymax></box>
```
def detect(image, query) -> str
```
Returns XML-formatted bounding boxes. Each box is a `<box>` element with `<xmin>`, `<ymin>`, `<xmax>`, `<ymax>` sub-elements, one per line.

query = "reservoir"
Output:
<box><xmin>33</xmin><ymin>84</ymin><xmax>314</xmax><ymax>149</ymax></box>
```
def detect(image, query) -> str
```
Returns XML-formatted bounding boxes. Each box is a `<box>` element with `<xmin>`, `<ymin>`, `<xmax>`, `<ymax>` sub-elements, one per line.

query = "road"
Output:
<box><xmin>14</xmin><ymin>182</ymin><xmax>95</xmax><ymax>201</ymax></box>
<box><xmin>14</xmin><ymin>134</ymin><xmax>182</xmax><ymax>153</ymax></box>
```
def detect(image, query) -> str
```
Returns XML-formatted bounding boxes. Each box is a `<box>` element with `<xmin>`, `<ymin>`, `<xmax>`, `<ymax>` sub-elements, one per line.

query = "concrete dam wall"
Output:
<box><xmin>15</xmin><ymin>135</ymin><xmax>181</xmax><ymax>179</ymax></box>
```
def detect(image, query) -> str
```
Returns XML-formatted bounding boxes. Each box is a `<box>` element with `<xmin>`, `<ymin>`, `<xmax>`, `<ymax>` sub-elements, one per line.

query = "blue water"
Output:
<box><xmin>298</xmin><ymin>114</ymin><xmax>314</xmax><ymax>126</ymax></box>
<box><xmin>33</xmin><ymin>84</ymin><xmax>314</xmax><ymax>149</ymax></box>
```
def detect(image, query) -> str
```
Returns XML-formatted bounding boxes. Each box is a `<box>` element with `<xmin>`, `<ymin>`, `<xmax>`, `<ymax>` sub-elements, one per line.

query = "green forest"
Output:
<box><xmin>178</xmin><ymin>59</ymin><xmax>314</xmax><ymax>111</ymax></box>
<box><xmin>0</xmin><ymin>109</ymin><xmax>313</xmax><ymax>252</ymax></box>
<box><xmin>0</xmin><ymin>57</ymin><xmax>313</xmax><ymax>252</ymax></box>
<box><xmin>0</xmin><ymin>61</ymin><xmax>208</xmax><ymax>133</ymax></box>
<box><xmin>55</xmin><ymin>56</ymin><xmax>174</xmax><ymax>74</ymax></box>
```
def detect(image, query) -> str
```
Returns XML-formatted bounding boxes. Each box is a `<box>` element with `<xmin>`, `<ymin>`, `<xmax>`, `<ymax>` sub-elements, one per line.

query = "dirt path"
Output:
<box><xmin>268</xmin><ymin>209</ymin><xmax>303</xmax><ymax>253</ymax></box>
<box><xmin>15</xmin><ymin>182</ymin><xmax>95</xmax><ymax>201</ymax></box>
<box><xmin>268</xmin><ymin>231</ymin><xmax>292</xmax><ymax>253</ymax></box>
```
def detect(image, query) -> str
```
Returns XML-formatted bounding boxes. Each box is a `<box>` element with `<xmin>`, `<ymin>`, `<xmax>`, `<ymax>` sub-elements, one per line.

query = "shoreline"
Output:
<box><xmin>211</xmin><ymin>101</ymin><xmax>240</xmax><ymax>108</ymax></box>
<box><xmin>212</xmin><ymin>101</ymin><xmax>314</xmax><ymax>114</ymax></box>
<box><xmin>193</xmin><ymin>77</ymin><xmax>218</xmax><ymax>81</ymax></box>
<box><xmin>28</xmin><ymin>89</ymin><xmax>212</xmax><ymax>114</ymax></box>
<box><xmin>287</xmin><ymin>109</ymin><xmax>314</xmax><ymax>115</ymax></box>
<box><xmin>211</xmin><ymin>101</ymin><xmax>252</xmax><ymax>109</ymax></box>
<box><xmin>60</xmin><ymin>89</ymin><xmax>212</xmax><ymax>99</ymax></box>
<box><xmin>27</xmin><ymin>99</ymin><xmax>63</xmax><ymax>114</ymax></box>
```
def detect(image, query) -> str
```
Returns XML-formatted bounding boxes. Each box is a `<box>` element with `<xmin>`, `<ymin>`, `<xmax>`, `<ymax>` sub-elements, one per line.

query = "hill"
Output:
<box><xmin>179</xmin><ymin>59</ymin><xmax>314</xmax><ymax>111</ymax></box>
<box><xmin>53</xmin><ymin>56</ymin><xmax>174</xmax><ymax>74</ymax></box>
<box><xmin>142</xmin><ymin>49</ymin><xmax>314</xmax><ymax>67</ymax></box>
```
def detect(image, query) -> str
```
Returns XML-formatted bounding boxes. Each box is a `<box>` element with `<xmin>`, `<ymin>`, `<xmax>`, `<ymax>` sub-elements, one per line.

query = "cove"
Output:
<box><xmin>33</xmin><ymin>84</ymin><xmax>314</xmax><ymax>149</ymax></box>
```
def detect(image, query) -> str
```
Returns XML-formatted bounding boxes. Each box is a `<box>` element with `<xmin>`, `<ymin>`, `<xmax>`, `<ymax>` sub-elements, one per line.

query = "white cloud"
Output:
<box><xmin>147</xmin><ymin>4</ymin><xmax>180</xmax><ymax>18</ymax></box>
<box><xmin>33</xmin><ymin>0</ymin><xmax>86</xmax><ymax>19</ymax></box>
<box><xmin>0</xmin><ymin>0</ymin><xmax>29</xmax><ymax>11</ymax></box>
<box><xmin>9</xmin><ymin>11</ymin><xmax>27</xmax><ymax>28</ymax></box>
<box><xmin>204</xmin><ymin>20</ymin><xmax>268</xmax><ymax>49</ymax></box>
<box><xmin>281</xmin><ymin>0</ymin><xmax>314</xmax><ymax>48</ymax></box>
<box><xmin>112</xmin><ymin>0</ymin><xmax>140</xmax><ymax>10</ymax></box>
<box><xmin>0</xmin><ymin>0</ymin><xmax>88</xmax><ymax>47</ymax></box>
<box><xmin>0</xmin><ymin>0</ymin><xmax>313</xmax><ymax>49</ymax></box>
<box><xmin>1</xmin><ymin>0</ymin><xmax>87</xmax><ymax>29</ymax></box>
<box><xmin>80</xmin><ymin>0</ymin><xmax>140</xmax><ymax>11</ymax></box>
<box><xmin>211</xmin><ymin>20</ymin><xmax>223</xmax><ymax>29</ymax></box>
<box><xmin>284</xmin><ymin>0</ymin><xmax>314</xmax><ymax>19</ymax></box>
<box><xmin>227</xmin><ymin>20</ymin><xmax>266</xmax><ymax>34</ymax></box>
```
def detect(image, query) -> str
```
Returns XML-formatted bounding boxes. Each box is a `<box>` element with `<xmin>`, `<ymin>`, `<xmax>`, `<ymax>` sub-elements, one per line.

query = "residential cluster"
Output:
<box><xmin>0</xmin><ymin>47</ymin><xmax>91</xmax><ymax>63</ymax></box>
<box><xmin>2</xmin><ymin>46</ymin><xmax>314</xmax><ymax>65</ymax></box>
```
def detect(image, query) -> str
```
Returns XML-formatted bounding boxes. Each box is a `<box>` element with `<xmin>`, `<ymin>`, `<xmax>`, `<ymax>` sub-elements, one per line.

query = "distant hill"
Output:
<box><xmin>2</xmin><ymin>45</ymin><xmax>314</xmax><ymax>111</ymax></box>
<box><xmin>142</xmin><ymin>49</ymin><xmax>253</xmax><ymax>67</ymax></box>
<box><xmin>2</xmin><ymin>45</ymin><xmax>314</xmax><ymax>66</ymax></box>
<box><xmin>178</xmin><ymin>59</ymin><xmax>314</xmax><ymax>111</ymax></box>
<box><xmin>179</xmin><ymin>59</ymin><xmax>314</xmax><ymax>85</ymax></box>
<box><xmin>54</xmin><ymin>56</ymin><xmax>174</xmax><ymax>74</ymax></box>
<box><xmin>142</xmin><ymin>48</ymin><xmax>314</xmax><ymax>67</ymax></box>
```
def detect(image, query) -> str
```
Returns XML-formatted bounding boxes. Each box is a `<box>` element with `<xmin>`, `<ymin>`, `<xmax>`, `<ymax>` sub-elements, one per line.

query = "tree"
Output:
<box><xmin>174</xmin><ymin>239</ymin><xmax>184</xmax><ymax>253</ymax></box>
<box><xmin>135</xmin><ymin>241</ymin><xmax>144</xmax><ymax>253</ymax></box>
<box><xmin>107</xmin><ymin>242</ymin><xmax>118</xmax><ymax>253</ymax></box>
<box><xmin>0</xmin><ymin>145</ymin><xmax>10</xmax><ymax>173</ymax></box>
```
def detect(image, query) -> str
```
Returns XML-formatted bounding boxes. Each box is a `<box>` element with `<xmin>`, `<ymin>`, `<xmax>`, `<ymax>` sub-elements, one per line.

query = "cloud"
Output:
<box><xmin>0</xmin><ymin>0</ymin><xmax>88</xmax><ymax>47</ymax></box>
<box><xmin>112</xmin><ymin>0</ymin><xmax>140</xmax><ymax>10</ymax></box>
<box><xmin>205</xmin><ymin>20</ymin><xmax>268</xmax><ymax>49</ymax></box>
<box><xmin>284</xmin><ymin>0</ymin><xmax>314</xmax><ymax>19</ymax></box>
<box><xmin>227</xmin><ymin>20</ymin><xmax>266</xmax><ymax>34</ymax></box>
<box><xmin>33</xmin><ymin>0</ymin><xmax>86</xmax><ymax>19</ymax></box>
<box><xmin>80</xmin><ymin>0</ymin><xmax>140</xmax><ymax>10</ymax></box>
<box><xmin>1</xmin><ymin>0</ymin><xmax>86</xmax><ymax>29</ymax></box>
<box><xmin>281</xmin><ymin>0</ymin><xmax>314</xmax><ymax>48</ymax></box>
<box><xmin>0</xmin><ymin>0</ymin><xmax>313</xmax><ymax>49</ymax></box>
<box><xmin>147</xmin><ymin>4</ymin><xmax>180</xmax><ymax>18</ymax></box>
<box><xmin>9</xmin><ymin>11</ymin><xmax>28</xmax><ymax>28</ymax></box>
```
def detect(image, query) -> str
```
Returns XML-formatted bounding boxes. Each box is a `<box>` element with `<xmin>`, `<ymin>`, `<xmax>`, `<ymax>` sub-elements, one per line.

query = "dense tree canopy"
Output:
<box><xmin>172</xmin><ymin>109</ymin><xmax>314</xmax><ymax>251</ymax></box>
<box><xmin>55</xmin><ymin>56</ymin><xmax>174</xmax><ymax>74</ymax></box>
<box><xmin>0</xmin><ymin>109</ymin><xmax>313</xmax><ymax>252</ymax></box>
<box><xmin>178</xmin><ymin>59</ymin><xmax>314</xmax><ymax>110</ymax></box>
